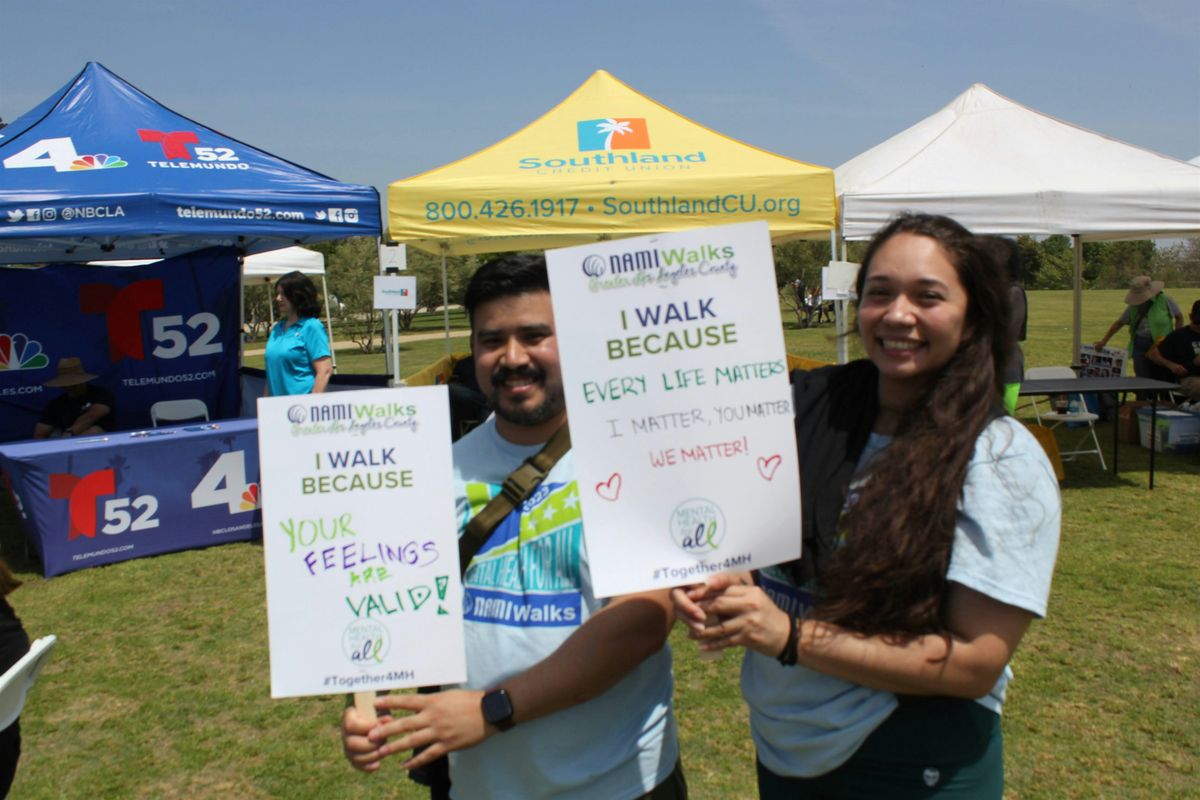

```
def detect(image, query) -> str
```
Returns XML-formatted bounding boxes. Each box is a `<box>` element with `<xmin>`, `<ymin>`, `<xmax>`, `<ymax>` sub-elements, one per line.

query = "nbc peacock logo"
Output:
<box><xmin>577</xmin><ymin>118</ymin><xmax>650</xmax><ymax>151</ymax></box>
<box><xmin>239</xmin><ymin>483</ymin><xmax>260</xmax><ymax>511</ymax></box>
<box><xmin>70</xmin><ymin>154</ymin><xmax>127</xmax><ymax>171</ymax></box>
<box><xmin>0</xmin><ymin>334</ymin><xmax>50</xmax><ymax>371</ymax></box>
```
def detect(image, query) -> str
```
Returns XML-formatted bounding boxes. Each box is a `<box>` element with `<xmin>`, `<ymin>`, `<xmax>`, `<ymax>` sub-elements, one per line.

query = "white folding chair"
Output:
<box><xmin>150</xmin><ymin>398</ymin><xmax>210</xmax><ymax>427</ymax></box>
<box><xmin>0</xmin><ymin>635</ymin><xmax>57</xmax><ymax>731</ymax></box>
<box><xmin>1026</xmin><ymin>366</ymin><xmax>1106</xmax><ymax>469</ymax></box>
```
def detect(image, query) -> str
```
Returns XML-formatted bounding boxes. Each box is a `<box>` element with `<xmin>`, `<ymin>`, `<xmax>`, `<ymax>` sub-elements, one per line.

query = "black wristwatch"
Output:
<box><xmin>481</xmin><ymin>687</ymin><xmax>515</xmax><ymax>731</ymax></box>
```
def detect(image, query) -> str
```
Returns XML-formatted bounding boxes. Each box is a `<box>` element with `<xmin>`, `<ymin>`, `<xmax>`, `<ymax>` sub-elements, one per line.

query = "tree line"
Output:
<box><xmin>244</xmin><ymin>235</ymin><xmax>1200</xmax><ymax>351</ymax></box>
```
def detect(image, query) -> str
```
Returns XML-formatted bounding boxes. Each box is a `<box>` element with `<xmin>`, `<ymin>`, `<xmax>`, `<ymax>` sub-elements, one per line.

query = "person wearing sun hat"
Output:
<box><xmin>1094</xmin><ymin>275</ymin><xmax>1184</xmax><ymax>382</ymax></box>
<box><xmin>32</xmin><ymin>357</ymin><xmax>116</xmax><ymax>439</ymax></box>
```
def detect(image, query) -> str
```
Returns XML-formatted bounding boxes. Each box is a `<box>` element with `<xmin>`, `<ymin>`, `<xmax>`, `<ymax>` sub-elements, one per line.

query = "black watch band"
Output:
<box><xmin>481</xmin><ymin>687</ymin><xmax>515</xmax><ymax>731</ymax></box>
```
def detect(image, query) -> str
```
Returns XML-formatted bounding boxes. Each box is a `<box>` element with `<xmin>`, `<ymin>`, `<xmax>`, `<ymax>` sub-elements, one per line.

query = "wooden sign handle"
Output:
<box><xmin>354</xmin><ymin>691</ymin><xmax>378</xmax><ymax>722</ymax></box>
<box><xmin>698</xmin><ymin>613</ymin><xmax>724</xmax><ymax>661</ymax></box>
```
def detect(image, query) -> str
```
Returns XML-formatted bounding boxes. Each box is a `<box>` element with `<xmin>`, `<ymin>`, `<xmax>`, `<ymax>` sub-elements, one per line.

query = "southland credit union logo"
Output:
<box><xmin>518</xmin><ymin>115</ymin><xmax>706</xmax><ymax>171</ymax></box>
<box><xmin>576</xmin><ymin>118</ymin><xmax>650</xmax><ymax>150</ymax></box>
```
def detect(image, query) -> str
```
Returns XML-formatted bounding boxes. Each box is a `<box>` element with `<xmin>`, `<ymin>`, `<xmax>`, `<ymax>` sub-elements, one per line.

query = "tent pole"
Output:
<box><xmin>440</xmin><ymin>245</ymin><xmax>452</xmax><ymax>358</ymax></box>
<box><xmin>321</xmin><ymin>274</ymin><xmax>337</xmax><ymax>373</ymax></box>
<box><xmin>1072</xmin><ymin>234</ymin><xmax>1083</xmax><ymax>363</ymax></box>
<box><xmin>238</xmin><ymin>257</ymin><xmax>246</xmax><ymax>370</ymax></box>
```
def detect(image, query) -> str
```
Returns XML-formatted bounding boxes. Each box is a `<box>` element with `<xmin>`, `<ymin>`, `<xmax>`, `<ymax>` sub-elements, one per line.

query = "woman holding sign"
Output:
<box><xmin>264</xmin><ymin>271</ymin><xmax>332</xmax><ymax>397</ymax></box>
<box><xmin>673</xmin><ymin>214</ymin><xmax>1060</xmax><ymax>799</ymax></box>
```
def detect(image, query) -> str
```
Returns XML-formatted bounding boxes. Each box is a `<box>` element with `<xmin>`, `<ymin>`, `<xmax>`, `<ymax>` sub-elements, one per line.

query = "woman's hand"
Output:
<box><xmin>671</xmin><ymin>572</ymin><xmax>790</xmax><ymax>658</ymax></box>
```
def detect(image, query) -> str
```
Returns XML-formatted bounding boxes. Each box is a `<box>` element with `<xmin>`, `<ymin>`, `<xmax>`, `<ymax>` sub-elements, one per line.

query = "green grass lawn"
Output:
<box><xmin>2</xmin><ymin>290</ymin><xmax>1198</xmax><ymax>798</ymax></box>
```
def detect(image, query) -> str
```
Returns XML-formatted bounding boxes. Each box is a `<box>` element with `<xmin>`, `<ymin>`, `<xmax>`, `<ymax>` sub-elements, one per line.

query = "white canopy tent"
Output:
<box><xmin>241</xmin><ymin>246</ymin><xmax>337</xmax><ymax>370</ymax></box>
<box><xmin>835</xmin><ymin>83</ymin><xmax>1200</xmax><ymax>355</ymax></box>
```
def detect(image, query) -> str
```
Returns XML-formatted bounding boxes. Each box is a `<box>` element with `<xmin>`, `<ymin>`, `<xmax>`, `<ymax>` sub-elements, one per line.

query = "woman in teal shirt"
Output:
<box><xmin>264</xmin><ymin>271</ymin><xmax>332</xmax><ymax>396</ymax></box>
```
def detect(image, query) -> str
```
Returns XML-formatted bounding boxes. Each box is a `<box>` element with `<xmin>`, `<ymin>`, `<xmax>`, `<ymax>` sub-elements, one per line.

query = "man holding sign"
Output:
<box><xmin>341</xmin><ymin>255</ymin><xmax>685</xmax><ymax>799</ymax></box>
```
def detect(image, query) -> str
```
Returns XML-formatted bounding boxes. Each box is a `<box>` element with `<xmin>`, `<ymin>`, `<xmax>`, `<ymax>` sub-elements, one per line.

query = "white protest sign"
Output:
<box><xmin>546</xmin><ymin>221</ymin><xmax>801</xmax><ymax>598</ymax></box>
<box><xmin>258</xmin><ymin>385</ymin><xmax>465</xmax><ymax>698</ymax></box>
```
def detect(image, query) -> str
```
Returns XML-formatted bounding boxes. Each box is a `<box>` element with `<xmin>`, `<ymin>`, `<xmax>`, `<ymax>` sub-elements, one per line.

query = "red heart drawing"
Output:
<box><xmin>596</xmin><ymin>473</ymin><xmax>622</xmax><ymax>501</ymax></box>
<box><xmin>757</xmin><ymin>455</ymin><xmax>782</xmax><ymax>481</ymax></box>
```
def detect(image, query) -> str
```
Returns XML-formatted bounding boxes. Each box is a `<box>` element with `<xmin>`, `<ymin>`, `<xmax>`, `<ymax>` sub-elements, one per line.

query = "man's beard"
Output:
<box><xmin>486</xmin><ymin>364</ymin><xmax>565</xmax><ymax>428</ymax></box>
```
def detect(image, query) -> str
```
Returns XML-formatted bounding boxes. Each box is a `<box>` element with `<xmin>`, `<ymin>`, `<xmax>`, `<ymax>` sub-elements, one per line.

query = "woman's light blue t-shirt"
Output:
<box><xmin>743</xmin><ymin>416</ymin><xmax>1061</xmax><ymax>778</ymax></box>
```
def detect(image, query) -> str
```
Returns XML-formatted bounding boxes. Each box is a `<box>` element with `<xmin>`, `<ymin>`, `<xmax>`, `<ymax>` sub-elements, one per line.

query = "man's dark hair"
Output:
<box><xmin>1191</xmin><ymin>299</ymin><xmax>1200</xmax><ymax>325</ymax></box>
<box><xmin>463</xmin><ymin>254</ymin><xmax>550</xmax><ymax>327</ymax></box>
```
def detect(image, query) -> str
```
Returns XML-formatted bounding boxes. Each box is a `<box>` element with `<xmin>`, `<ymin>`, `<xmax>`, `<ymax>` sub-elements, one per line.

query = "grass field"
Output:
<box><xmin>3</xmin><ymin>289</ymin><xmax>1198</xmax><ymax>798</ymax></box>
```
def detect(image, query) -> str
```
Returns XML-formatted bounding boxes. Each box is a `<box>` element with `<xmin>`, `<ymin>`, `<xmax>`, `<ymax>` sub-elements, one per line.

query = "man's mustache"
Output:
<box><xmin>490</xmin><ymin>365</ymin><xmax>545</xmax><ymax>387</ymax></box>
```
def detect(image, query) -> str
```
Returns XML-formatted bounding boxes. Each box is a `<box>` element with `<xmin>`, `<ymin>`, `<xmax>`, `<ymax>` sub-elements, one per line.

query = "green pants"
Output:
<box><xmin>757</xmin><ymin>697</ymin><xmax>1003</xmax><ymax>799</ymax></box>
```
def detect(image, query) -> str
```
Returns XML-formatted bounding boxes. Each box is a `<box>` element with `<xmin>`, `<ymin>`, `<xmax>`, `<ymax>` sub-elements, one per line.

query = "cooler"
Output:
<box><xmin>1137</xmin><ymin>408</ymin><xmax>1200</xmax><ymax>455</ymax></box>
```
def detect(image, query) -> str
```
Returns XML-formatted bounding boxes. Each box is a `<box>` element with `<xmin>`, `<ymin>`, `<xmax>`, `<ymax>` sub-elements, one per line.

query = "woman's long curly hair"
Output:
<box><xmin>814</xmin><ymin>214</ymin><xmax>1011</xmax><ymax>638</ymax></box>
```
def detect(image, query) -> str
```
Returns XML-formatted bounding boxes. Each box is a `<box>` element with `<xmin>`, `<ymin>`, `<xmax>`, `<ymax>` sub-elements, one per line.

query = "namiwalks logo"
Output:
<box><xmin>518</xmin><ymin>114</ymin><xmax>707</xmax><ymax>171</ymax></box>
<box><xmin>576</xmin><ymin>118</ymin><xmax>650</xmax><ymax>151</ymax></box>
<box><xmin>288</xmin><ymin>400</ymin><xmax>419</xmax><ymax>437</ymax></box>
<box><xmin>580</xmin><ymin>243</ymin><xmax>740</xmax><ymax>292</ymax></box>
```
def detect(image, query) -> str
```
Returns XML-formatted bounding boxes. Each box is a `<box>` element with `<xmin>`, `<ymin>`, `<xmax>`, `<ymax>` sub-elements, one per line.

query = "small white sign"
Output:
<box><xmin>258</xmin><ymin>385</ymin><xmax>465</xmax><ymax>698</ymax></box>
<box><xmin>822</xmin><ymin>261</ymin><xmax>860</xmax><ymax>301</ymax></box>
<box><xmin>374</xmin><ymin>275</ymin><xmax>417</xmax><ymax>310</ymax></box>
<box><xmin>379</xmin><ymin>242</ymin><xmax>407</xmax><ymax>271</ymax></box>
<box><xmin>546</xmin><ymin>222</ymin><xmax>801</xmax><ymax>598</ymax></box>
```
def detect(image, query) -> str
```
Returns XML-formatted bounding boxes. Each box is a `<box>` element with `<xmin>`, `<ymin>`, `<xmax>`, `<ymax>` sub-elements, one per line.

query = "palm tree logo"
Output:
<box><xmin>596</xmin><ymin>118</ymin><xmax>633</xmax><ymax>150</ymax></box>
<box><xmin>577</xmin><ymin>117</ymin><xmax>649</xmax><ymax>151</ymax></box>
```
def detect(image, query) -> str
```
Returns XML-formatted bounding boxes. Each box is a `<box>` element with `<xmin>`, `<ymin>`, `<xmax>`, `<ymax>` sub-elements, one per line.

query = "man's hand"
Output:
<box><xmin>369</xmin><ymin>689</ymin><xmax>489</xmax><ymax>770</ymax></box>
<box><xmin>1167</xmin><ymin>361</ymin><xmax>1188</xmax><ymax>377</ymax></box>
<box><xmin>341</xmin><ymin>704</ymin><xmax>392</xmax><ymax>773</ymax></box>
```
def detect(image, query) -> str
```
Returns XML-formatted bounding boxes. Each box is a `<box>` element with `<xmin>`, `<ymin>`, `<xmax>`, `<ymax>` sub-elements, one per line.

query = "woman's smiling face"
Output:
<box><xmin>857</xmin><ymin>232</ymin><xmax>970</xmax><ymax>401</ymax></box>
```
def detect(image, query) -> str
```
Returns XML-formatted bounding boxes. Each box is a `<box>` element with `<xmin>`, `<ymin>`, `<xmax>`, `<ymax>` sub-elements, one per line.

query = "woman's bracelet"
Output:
<box><xmin>776</xmin><ymin>613</ymin><xmax>800</xmax><ymax>667</ymax></box>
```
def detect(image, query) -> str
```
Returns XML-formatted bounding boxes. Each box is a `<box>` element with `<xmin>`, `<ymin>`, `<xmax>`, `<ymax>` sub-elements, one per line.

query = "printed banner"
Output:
<box><xmin>0</xmin><ymin>418</ymin><xmax>262</xmax><ymax>577</ymax></box>
<box><xmin>257</xmin><ymin>386</ymin><xmax>465</xmax><ymax>698</ymax></box>
<box><xmin>0</xmin><ymin>248</ymin><xmax>241</xmax><ymax>442</ymax></box>
<box><xmin>546</xmin><ymin>221</ymin><xmax>801</xmax><ymax>598</ymax></box>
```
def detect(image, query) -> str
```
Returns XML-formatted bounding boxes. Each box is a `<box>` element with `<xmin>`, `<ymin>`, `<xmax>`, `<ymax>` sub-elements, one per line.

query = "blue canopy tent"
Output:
<box><xmin>0</xmin><ymin>62</ymin><xmax>384</xmax><ymax>441</ymax></box>
<box><xmin>0</xmin><ymin>62</ymin><xmax>380</xmax><ymax>263</ymax></box>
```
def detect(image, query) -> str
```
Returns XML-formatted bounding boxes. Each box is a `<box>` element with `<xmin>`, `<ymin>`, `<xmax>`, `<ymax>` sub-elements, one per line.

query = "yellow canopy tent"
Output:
<box><xmin>388</xmin><ymin>70</ymin><xmax>836</xmax><ymax>254</ymax></box>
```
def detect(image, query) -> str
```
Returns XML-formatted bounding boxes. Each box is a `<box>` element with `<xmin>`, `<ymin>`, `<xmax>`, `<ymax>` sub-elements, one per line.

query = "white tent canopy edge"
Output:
<box><xmin>835</xmin><ymin>83</ymin><xmax>1200</xmax><ymax>357</ymax></box>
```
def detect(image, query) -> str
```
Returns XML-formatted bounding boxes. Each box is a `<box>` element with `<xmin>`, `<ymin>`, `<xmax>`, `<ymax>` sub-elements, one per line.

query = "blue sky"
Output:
<box><xmin>1</xmin><ymin>0</ymin><xmax>1197</xmax><ymax>199</ymax></box>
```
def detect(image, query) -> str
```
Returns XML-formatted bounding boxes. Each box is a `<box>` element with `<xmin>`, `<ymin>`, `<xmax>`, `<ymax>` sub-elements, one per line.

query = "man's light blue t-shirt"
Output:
<box><xmin>448</xmin><ymin>419</ymin><xmax>679</xmax><ymax>800</ymax></box>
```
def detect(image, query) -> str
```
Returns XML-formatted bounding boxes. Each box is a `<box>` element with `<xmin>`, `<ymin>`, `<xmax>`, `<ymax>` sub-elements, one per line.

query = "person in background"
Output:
<box><xmin>340</xmin><ymin>255</ymin><xmax>684</xmax><ymax>800</ymax></box>
<box><xmin>1094</xmin><ymin>276</ymin><xmax>1184</xmax><ymax>381</ymax></box>
<box><xmin>0</xmin><ymin>558</ymin><xmax>30</xmax><ymax>797</ymax></box>
<box><xmin>674</xmin><ymin>214</ymin><xmax>1061</xmax><ymax>799</ymax></box>
<box><xmin>1146</xmin><ymin>298</ymin><xmax>1200</xmax><ymax>402</ymax></box>
<box><xmin>263</xmin><ymin>271</ymin><xmax>332</xmax><ymax>397</ymax></box>
<box><xmin>33</xmin><ymin>357</ymin><xmax>114</xmax><ymax>439</ymax></box>
<box><xmin>980</xmin><ymin>236</ymin><xmax>1027</xmax><ymax>414</ymax></box>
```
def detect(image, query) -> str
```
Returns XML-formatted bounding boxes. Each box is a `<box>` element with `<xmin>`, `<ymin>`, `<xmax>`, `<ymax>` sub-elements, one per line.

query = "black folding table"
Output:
<box><xmin>1018</xmin><ymin>377</ymin><xmax>1180</xmax><ymax>489</ymax></box>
